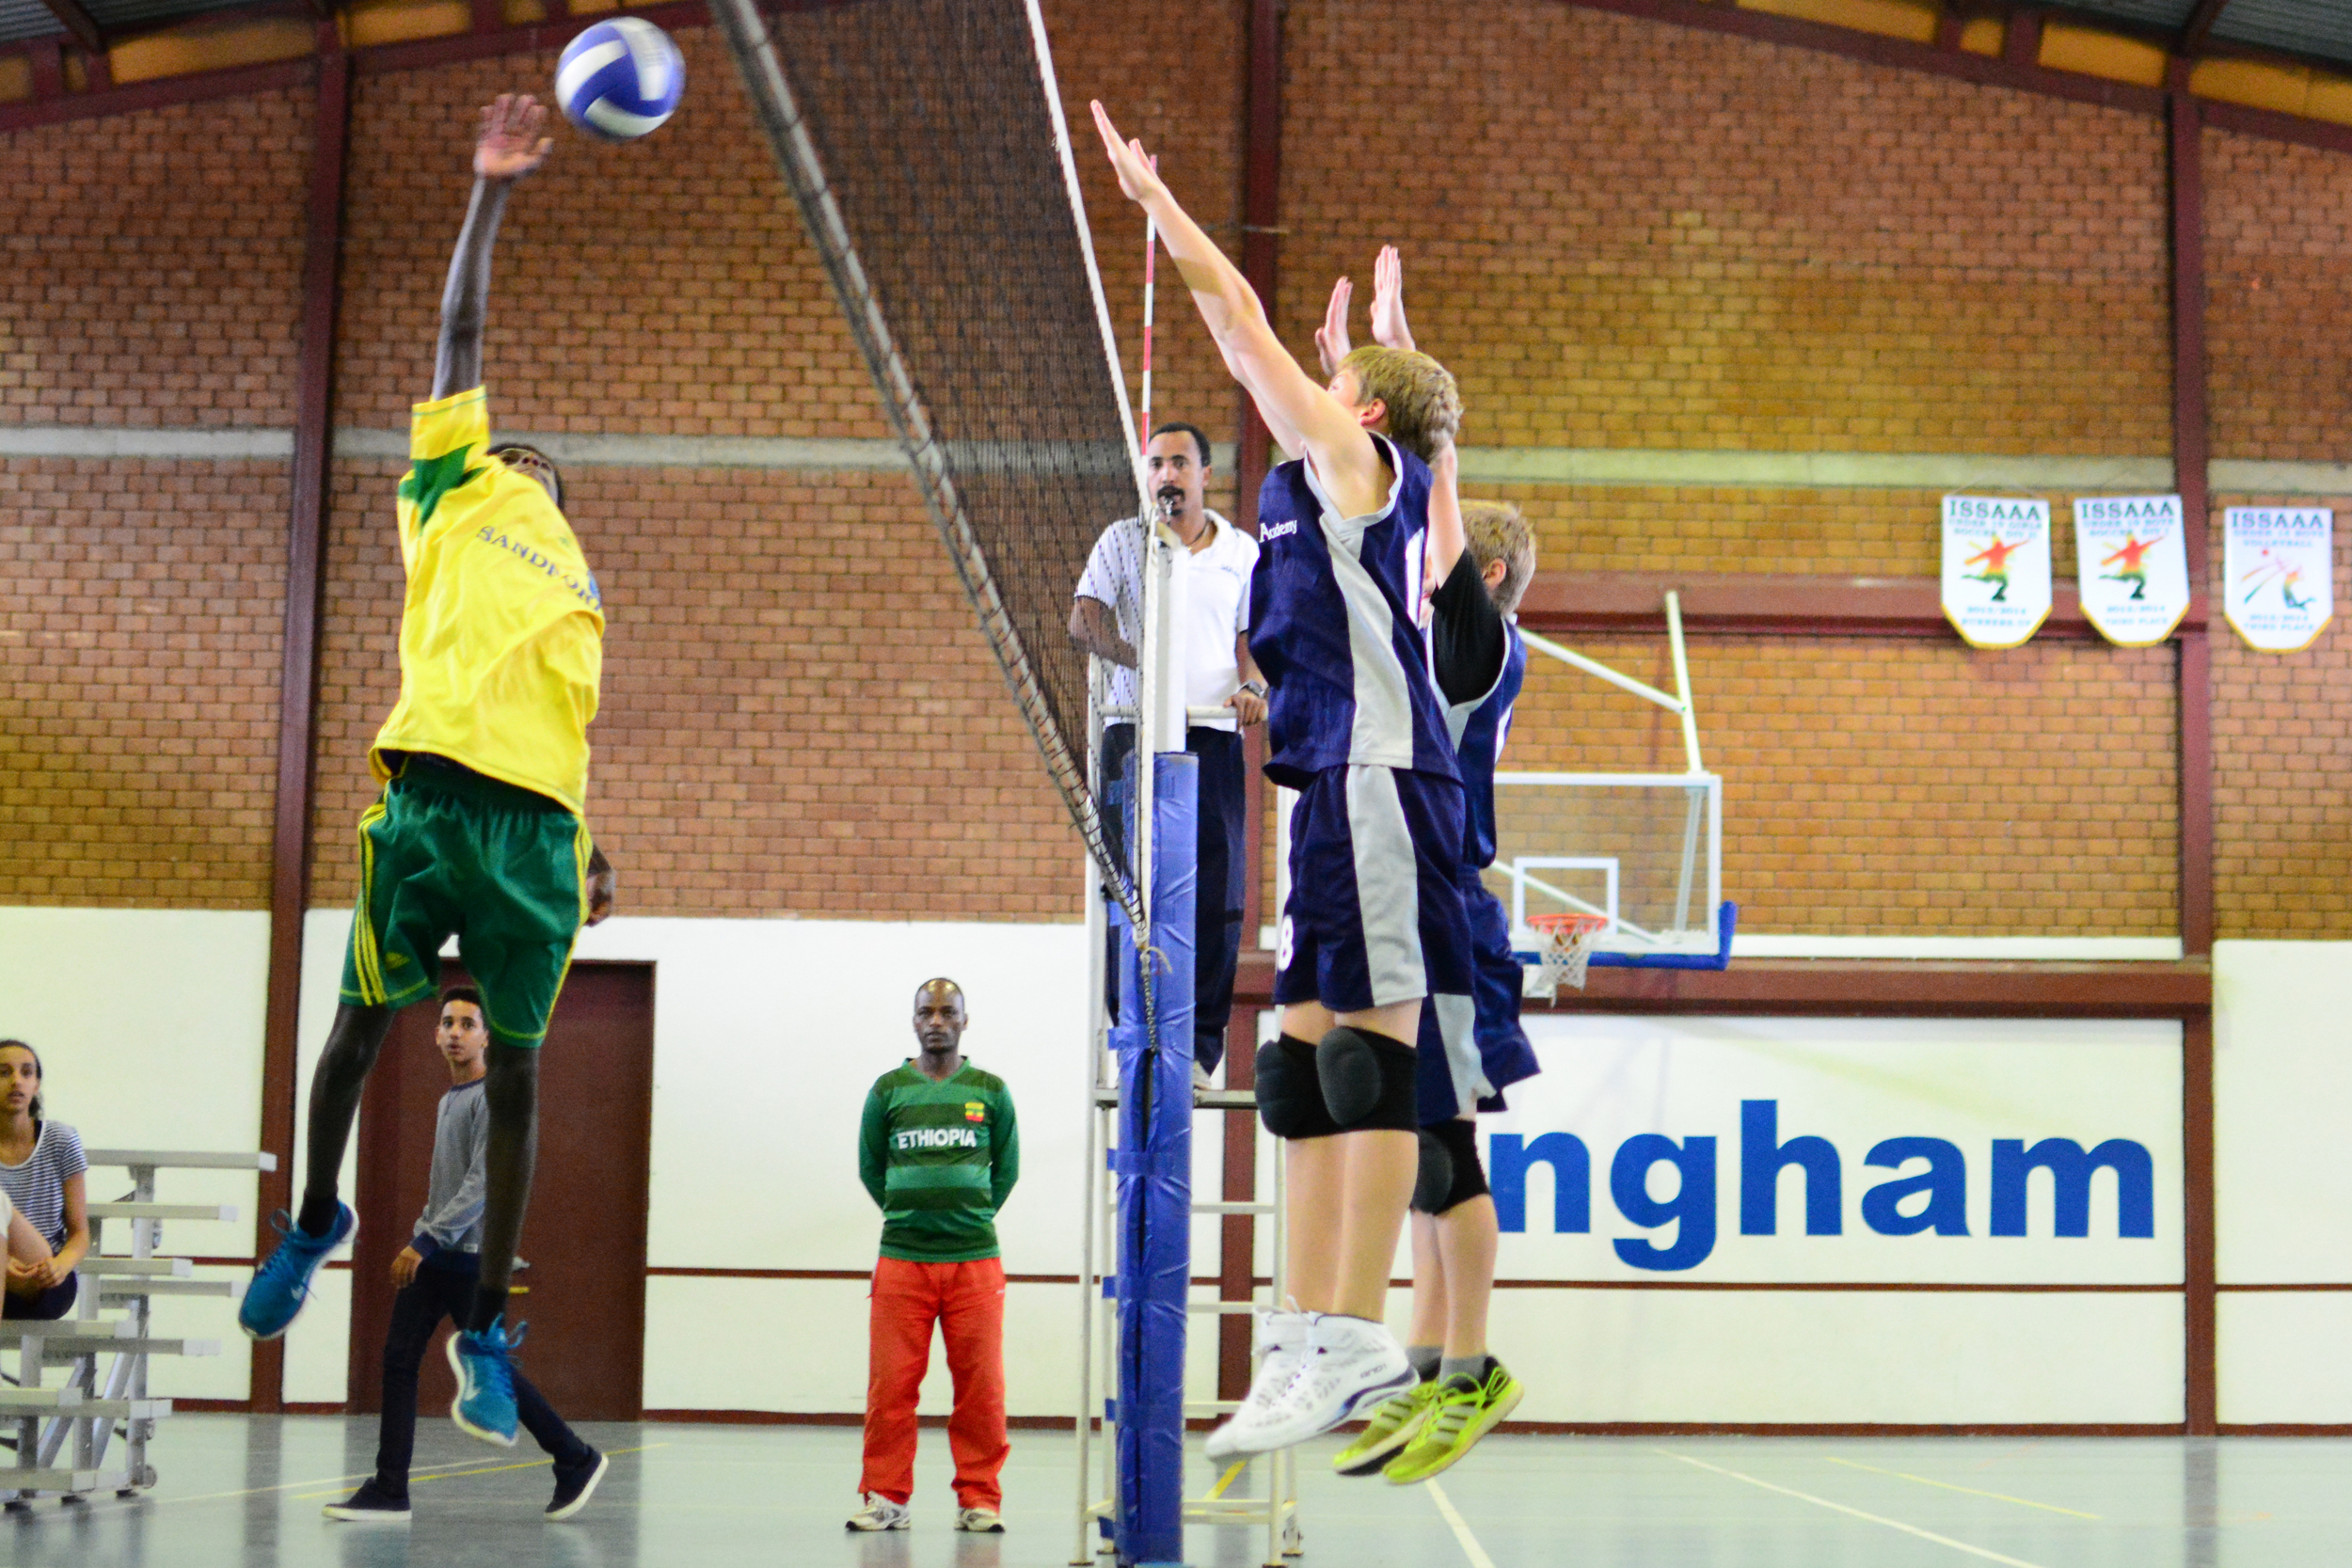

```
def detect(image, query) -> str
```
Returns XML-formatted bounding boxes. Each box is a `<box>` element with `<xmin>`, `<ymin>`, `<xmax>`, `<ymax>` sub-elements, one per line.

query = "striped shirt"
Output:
<box><xmin>0</xmin><ymin>1120</ymin><xmax>86</xmax><ymax>1250</ymax></box>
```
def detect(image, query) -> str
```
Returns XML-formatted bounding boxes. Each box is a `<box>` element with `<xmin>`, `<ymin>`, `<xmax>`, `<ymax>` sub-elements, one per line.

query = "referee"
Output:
<box><xmin>1070</xmin><ymin>421</ymin><xmax>1265</xmax><ymax>1083</ymax></box>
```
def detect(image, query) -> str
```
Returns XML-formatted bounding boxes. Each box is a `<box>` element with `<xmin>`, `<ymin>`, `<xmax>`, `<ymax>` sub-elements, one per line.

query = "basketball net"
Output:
<box><xmin>1529</xmin><ymin>912</ymin><xmax>1610</xmax><ymax>998</ymax></box>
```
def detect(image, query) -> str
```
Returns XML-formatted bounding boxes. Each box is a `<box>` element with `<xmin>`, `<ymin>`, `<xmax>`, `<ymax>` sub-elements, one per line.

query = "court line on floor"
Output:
<box><xmin>290</xmin><ymin>1443</ymin><xmax>666</xmax><ymax>1501</ymax></box>
<box><xmin>1826</xmin><ymin>1456</ymin><xmax>2101</xmax><ymax>1519</ymax></box>
<box><xmin>1424</xmin><ymin>1479</ymin><xmax>1500</xmax><ymax>1568</ymax></box>
<box><xmin>154</xmin><ymin>1443</ymin><xmax>662</xmax><ymax>1506</ymax></box>
<box><xmin>1656</xmin><ymin>1449</ymin><xmax>2052</xmax><ymax>1568</ymax></box>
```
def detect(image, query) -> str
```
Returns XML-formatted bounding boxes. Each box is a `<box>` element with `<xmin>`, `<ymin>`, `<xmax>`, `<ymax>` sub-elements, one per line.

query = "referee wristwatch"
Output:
<box><xmin>1239</xmin><ymin>679</ymin><xmax>1268</xmax><ymax>699</ymax></box>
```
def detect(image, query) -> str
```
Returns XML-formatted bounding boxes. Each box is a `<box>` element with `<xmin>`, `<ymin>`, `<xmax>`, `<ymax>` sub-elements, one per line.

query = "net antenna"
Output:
<box><xmin>708</xmin><ymin>0</ymin><xmax>1154</xmax><ymax>928</ymax></box>
<box><xmin>1138</xmin><ymin>155</ymin><xmax>1156</xmax><ymax>447</ymax></box>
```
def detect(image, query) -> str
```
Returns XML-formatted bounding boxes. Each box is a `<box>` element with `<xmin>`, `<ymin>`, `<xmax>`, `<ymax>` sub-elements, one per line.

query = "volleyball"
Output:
<box><xmin>555</xmin><ymin>18</ymin><xmax>684</xmax><ymax>141</ymax></box>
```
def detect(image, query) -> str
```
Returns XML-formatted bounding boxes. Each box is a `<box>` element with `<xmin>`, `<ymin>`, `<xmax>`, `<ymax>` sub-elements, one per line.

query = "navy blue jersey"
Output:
<box><xmin>1248</xmin><ymin>436</ymin><xmax>1458</xmax><ymax>788</ymax></box>
<box><xmin>1444</xmin><ymin>622</ymin><xmax>1526</xmax><ymax>871</ymax></box>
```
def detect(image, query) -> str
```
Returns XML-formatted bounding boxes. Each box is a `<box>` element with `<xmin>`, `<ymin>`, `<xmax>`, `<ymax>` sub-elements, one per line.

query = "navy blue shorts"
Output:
<box><xmin>1414</xmin><ymin>876</ymin><xmax>1543</xmax><ymax>1123</ymax></box>
<box><xmin>1274</xmin><ymin>766</ymin><xmax>1472</xmax><ymax>1016</ymax></box>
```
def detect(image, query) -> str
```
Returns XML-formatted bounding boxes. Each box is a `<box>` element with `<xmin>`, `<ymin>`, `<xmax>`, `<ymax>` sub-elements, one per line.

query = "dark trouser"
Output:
<box><xmin>375</xmin><ymin>1257</ymin><xmax>589</xmax><ymax>1496</ymax></box>
<box><xmin>2</xmin><ymin>1274</ymin><xmax>76</xmax><ymax>1320</ymax></box>
<box><xmin>1102</xmin><ymin>723</ymin><xmax>1248</xmax><ymax>1071</ymax></box>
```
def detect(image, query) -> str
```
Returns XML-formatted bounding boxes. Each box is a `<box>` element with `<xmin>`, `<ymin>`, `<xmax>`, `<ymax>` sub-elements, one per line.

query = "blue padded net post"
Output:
<box><xmin>1114</xmin><ymin>751</ymin><xmax>1196</xmax><ymax>1566</ymax></box>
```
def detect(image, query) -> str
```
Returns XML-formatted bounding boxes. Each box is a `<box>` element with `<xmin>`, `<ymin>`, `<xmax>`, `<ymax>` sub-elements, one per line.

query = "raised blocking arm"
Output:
<box><xmin>1091</xmin><ymin>103</ymin><xmax>1388</xmax><ymax>517</ymax></box>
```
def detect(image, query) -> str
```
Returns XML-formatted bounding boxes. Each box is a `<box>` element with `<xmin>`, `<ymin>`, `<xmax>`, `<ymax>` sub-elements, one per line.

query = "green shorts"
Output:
<box><xmin>340</xmin><ymin>758</ymin><xmax>591</xmax><ymax>1050</ymax></box>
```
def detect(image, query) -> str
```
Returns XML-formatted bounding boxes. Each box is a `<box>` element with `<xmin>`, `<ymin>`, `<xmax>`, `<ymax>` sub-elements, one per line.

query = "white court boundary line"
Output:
<box><xmin>1425</xmin><ymin>1478</ymin><xmax>1500</xmax><ymax>1568</ymax></box>
<box><xmin>1656</xmin><ymin>1449</ymin><xmax>2054</xmax><ymax>1568</ymax></box>
<box><xmin>1826</xmin><ymin>1455</ymin><xmax>2102</xmax><ymax>1519</ymax></box>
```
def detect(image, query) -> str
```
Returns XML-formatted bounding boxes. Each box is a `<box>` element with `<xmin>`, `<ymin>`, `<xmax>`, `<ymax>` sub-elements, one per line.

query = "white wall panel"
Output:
<box><xmin>1478</xmin><ymin>1289</ymin><xmax>2184</xmax><ymax>1425</ymax></box>
<box><xmin>2213</xmin><ymin>940</ymin><xmax>2352</xmax><ymax>1284</ymax></box>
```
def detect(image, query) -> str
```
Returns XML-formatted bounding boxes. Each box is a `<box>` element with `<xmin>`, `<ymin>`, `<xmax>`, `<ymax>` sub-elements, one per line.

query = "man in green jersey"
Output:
<box><xmin>849</xmin><ymin>978</ymin><xmax>1019</xmax><ymax>1535</ymax></box>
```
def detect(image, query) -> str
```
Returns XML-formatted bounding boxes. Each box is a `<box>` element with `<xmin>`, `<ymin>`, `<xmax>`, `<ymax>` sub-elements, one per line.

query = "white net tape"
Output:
<box><xmin>1530</xmin><ymin>915</ymin><xmax>1610</xmax><ymax>998</ymax></box>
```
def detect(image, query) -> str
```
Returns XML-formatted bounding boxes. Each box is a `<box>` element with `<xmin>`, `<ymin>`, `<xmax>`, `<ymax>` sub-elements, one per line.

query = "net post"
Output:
<box><xmin>1114</xmin><ymin>752</ymin><xmax>1197</xmax><ymax>1566</ymax></box>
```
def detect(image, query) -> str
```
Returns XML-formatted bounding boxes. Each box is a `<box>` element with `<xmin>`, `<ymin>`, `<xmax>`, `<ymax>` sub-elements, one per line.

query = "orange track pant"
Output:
<box><xmin>860</xmin><ymin>1256</ymin><xmax>1008</xmax><ymax>1510</ymax></box>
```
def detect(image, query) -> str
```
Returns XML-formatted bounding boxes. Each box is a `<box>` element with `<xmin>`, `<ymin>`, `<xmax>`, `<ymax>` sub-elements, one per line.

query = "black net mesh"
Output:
<box><xmin>713</xmin><ymin>0</ymin><xmax>1149</xmax><ymax>919</ymax></box>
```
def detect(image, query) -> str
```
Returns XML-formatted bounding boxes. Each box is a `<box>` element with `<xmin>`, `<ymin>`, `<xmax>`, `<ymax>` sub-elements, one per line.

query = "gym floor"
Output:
<box><xmin>9</xmin><ymin>1416</ymin><xmax>2344</xmax><ymax>1566</ymax></box>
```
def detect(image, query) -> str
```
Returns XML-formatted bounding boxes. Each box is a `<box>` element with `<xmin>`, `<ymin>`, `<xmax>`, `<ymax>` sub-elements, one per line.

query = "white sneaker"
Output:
<box><xmin>955</xmin><ymin>1506</ymin><xmax>1006</xmax><ymax>1533</ymax></box>
<box><xmin>1203</xmin><ymin>1307</ymin><xmax>1309</xmax><ymax>1460</ymax></box>
<box><xmin>1230</xmin><ymin>1313</ymin><xmax>1414</xmax><ymax>1456</ymax></box>
<box><xmin>845</xmin><ymin>1493</ymin><xmax>911</xmax><ymax>1531</ymax></box>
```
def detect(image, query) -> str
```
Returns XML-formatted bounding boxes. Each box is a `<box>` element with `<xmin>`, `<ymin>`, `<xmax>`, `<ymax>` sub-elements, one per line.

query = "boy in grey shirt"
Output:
<box><xmin>325</xmin><ymin>987</ymin><xmax>607</xmax><ymax>1522</ymax></box>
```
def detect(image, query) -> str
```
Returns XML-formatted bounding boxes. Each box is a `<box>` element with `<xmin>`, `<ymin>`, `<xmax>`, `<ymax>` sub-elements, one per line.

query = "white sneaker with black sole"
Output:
<box><xmin>1204</xmin><ymin>1307</ymin><xmax>1310</xmax><ymax>1461</ymax></box>
<box><xmin>846</xmin><ymin>1493</ymin><xmax>911</xmax><ymax>1531</ymax></box>
<box><xmin>955</xmin><ymin>1506</ymin><xmax>1006</xmax><ymax>1532</ymax></box>
<box><xmin>1229</xmin><ymin>1312</ymin><xmax>1414</xmax><ymax>1455</ymax></box>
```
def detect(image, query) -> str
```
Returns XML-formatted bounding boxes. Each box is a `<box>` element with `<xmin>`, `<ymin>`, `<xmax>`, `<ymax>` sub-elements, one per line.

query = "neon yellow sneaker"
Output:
<box><xmin>1330</xmin><ymin>1378</ymin><xmax>1438</xmax><ymax>1477</ymax></box>
<box><xmin>1382</xmin><ymin>1362</ymin><xmax>1523</xmax><ymax>1484</ymax></box>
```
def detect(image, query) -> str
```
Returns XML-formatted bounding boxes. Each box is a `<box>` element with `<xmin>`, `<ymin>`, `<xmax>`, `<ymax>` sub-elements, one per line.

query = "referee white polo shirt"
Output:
<box><xmin>1073</xmin><ymin>510</ymin><xmax>1260</xmax><ymax>733</ymax></box>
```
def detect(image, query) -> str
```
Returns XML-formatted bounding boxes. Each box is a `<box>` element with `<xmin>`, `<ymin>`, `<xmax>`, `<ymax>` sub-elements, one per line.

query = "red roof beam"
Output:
<box><xmin>35</xmin><ymin>0</ymin><xmax>103</xmax><ymax>55</ymax></box>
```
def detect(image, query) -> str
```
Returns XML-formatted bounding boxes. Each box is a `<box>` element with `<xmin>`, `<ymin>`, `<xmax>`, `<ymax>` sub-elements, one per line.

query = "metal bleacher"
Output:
<box><xmin>1</xmin><ymin>1148</ymin><xmax>269</xmax><ymax>1507</ymax></box>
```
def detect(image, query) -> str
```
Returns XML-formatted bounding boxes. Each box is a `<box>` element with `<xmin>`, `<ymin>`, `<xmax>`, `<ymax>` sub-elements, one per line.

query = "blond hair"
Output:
<box><xmin>1462</xmin><ymin>500</ymin><xmax>1535</xmax><ymax>617</ymax></box>
<box><xmin>1338</xmin><ymin>345</ymin><xmax>1461</xmax><ymax>464</ymax></box>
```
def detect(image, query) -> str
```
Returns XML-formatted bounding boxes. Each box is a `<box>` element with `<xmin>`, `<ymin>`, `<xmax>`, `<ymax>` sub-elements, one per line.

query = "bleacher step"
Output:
<box><xmin>0</xmin><ymin>1320</ymin><xmax>138</xmax><ymax>1339</ymax></box>
<box><xmin>0</xmin><ymin>1390</ymin><xmax>170</xmax><ymax>1419</ymax></box>
<box><xmin>14</xmin><ymin>1337</ymin><xmax>219</xmax><ymax>1359</ymax></box>
<box><xmin>100</xmin><ymin>1278</ymin><xmax>245</xmax><ymax>1302</ymax></box>
<box><xmin>0</xmin><ymin>1468</ymin><xmax>131</xmax><ymax>1495</ymax></box>
<box><xmin>87</xmin><ymin>1203</ymin><xmax>238</xmax><ymax>1223</ymax></box>
<box><xmin>75</xmin><ymin>1259</ymin><xmax>193</xmax><ymax>1278</ymax></box>
<box><xmin>84</xmin><ymin>1150</ymin><xmax>276</xmax><ymax>1172</ymax></box>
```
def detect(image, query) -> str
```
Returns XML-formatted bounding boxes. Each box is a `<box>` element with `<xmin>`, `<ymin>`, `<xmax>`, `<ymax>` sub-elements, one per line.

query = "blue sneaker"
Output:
<box><xmin>238</xmin><ymin>1205</ymin><xmax>357</xmax><ymax>1340</ymax></box>
<box><xmin>446</xmin><ymin>1317</ymin><xmax>523</xmax><ymax>1447</ymax></box>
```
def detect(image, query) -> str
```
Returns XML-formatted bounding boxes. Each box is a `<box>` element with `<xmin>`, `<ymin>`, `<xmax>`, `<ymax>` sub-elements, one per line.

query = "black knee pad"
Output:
<box><xmin>1315</xmin><ymin>1026</ymin><xmax>1418</xmax><ymax>1132</ymax></box>
<box><xmin>1412</xmin><ymin>1129</ymin><xmax>1454</xmax><ymax>1214</ymax></box>
<box><xmin>1255</xmin><ymin>1035</ymin><xmax>1341</xmax><ymax>1140</ymax></box>
<box><xmin>1412</xmin><ymin>1117</ymin><xmax>1489</xmax><ymax>1214</ymax></box>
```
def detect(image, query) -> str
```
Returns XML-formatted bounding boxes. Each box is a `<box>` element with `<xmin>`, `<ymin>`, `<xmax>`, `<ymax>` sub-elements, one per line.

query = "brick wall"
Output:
<box><xmin>9</xmin><ymin>5</ymin><xmax>2350</xmax><ymax>938</ymax></box>
<box><xmin>2205</xmin><ymin>131</ymin><xmax>2352</xmax><ymax>938</ymax></box>
<box><xmin>2205</xmin><ymin>130</ymin><xmax>2352</xmax><ymax>465</ymax></box>
<box><xmin>1504</xmin><ymin>633</ymin><xmax>2180</xmax><ymax>934</ymax></box>
<box><xmin>0</xmin><ymin>459</ymin><xmax>287</xmax><ymax>906</ymax></box>
<box><xmin>310</xmin><ymin>461</ymin><xmax>1078</xmax><ymax>918</ymax></box>
<box><xmin>0</xmin><ymin>91</ymin><xmax>308</xmax><ymax>909</ymax></box>
<box><xmin>1496</xmin><ymin>483</ymin><xmax>2080</xmax><ymax>578</ymax></box>
<box><xmin>333</xmin><ymin>37</ymin><xmax>882</xmax><ymax>438</ymax></box>
<box><xmin>1279</xmin><ymin>0</ymin><xmax>2172</xmax><ymax>464</ymax></box>
<box><xmin>2209</xmin><ymin>499</ymin><xmax>2352</xmax><ymax>938</ymax></box>
<box><xmin>0</xmin><ymin>91</ymin><xmax>311</xmax><ymax>428</ymax></box>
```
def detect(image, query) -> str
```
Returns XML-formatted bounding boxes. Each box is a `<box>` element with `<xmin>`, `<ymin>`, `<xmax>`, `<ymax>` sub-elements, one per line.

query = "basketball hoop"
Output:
<box><xmin>1528</xmin><ymin>912</ymin><xmax>1611</xmax><ymax>998</ymax></box>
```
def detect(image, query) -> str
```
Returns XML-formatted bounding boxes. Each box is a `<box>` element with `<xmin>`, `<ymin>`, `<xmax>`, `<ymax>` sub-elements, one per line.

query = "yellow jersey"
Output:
<box><xmin>368</xmin><ymin>388</ymin><xmax>604</xmax><ymax>816</ymax></box>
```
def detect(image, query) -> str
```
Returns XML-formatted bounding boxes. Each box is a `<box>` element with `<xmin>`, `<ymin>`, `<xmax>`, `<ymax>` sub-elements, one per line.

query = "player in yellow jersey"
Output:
<box><xmin>241</xmin><ymin>95</ymin><xmax>613</xmax><ymax>1449</ymax></box>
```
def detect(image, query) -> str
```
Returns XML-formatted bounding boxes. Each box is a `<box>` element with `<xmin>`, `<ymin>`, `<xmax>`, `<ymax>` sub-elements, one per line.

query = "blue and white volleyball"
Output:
<box><xmin>555</xmin><ymin>18</ymin><xmax>684</xmax><ymax>141</ymax></box>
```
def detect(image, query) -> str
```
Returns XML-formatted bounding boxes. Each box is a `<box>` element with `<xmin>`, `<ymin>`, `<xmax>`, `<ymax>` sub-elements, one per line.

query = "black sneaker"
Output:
<box><xmin>547</xmin><ymin>1449</ymin><xmax>609</xmax><ymax>1521</ymax></box>
<box><xmin>323</xmin><ymin>1480</ymin><xmax>411</xmax><ymax>1522</ymax></box>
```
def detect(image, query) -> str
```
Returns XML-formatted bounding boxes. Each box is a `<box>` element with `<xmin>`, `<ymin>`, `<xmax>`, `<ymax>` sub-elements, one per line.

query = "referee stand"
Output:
<box><xmin>1074</xmin><ymin>520</ymin><xmax>1300</xmax><ymax>1568</ymax></box>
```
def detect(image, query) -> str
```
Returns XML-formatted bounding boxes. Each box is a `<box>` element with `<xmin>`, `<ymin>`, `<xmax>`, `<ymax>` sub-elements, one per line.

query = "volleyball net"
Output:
<box><xmin>709</xmin><ymin>0</ymin><xmax>1151</xmax><ymax>927</ymax></box>
<box><xmin>711</xmin><ymin>5</ymin><xmax>1195</xmax><ymax>1561</ymax></box>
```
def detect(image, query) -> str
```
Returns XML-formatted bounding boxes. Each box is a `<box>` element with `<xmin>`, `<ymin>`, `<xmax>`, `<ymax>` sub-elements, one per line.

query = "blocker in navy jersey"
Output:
<box><xmin>1415</xmin><ymin>622</ymin><xmax>1539</xmax><ymax>1122</ymax></box>
<box><xmin>1248</xmin><ymin>436</ymin><xmax>1459</xmax><ymax>788</ymax></box>
<box><xmin>1447</xmin><ymin>623</ymin><xmax>1528</xmax><ymax>872</ymax></box>
<box><xmin>1274</xmin><ymin>766</ymin><xmax>1472</xmax><ymax>1015</ymax></box>
<box><xmin>555</xmin><ymin>19</ymin><xmax>685</xmax><ymax>141</ymax></box>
